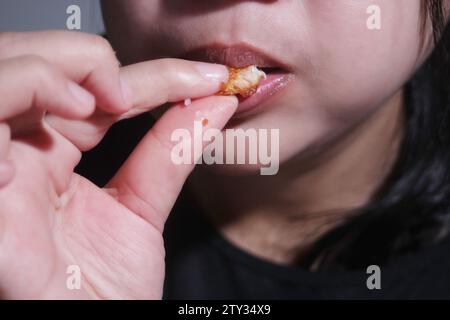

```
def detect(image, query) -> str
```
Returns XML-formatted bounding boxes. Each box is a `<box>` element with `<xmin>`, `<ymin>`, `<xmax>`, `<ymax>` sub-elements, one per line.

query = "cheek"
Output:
<box><xmin>102</xmin><ymin>0</ymin><xmax>163</xmax><ymax>64</ymax></box>
<box><xmin>306</xmin><ymin>0</ymin><xmax>423</xmax><ymax>119</ymax></box>
<box><xmin>227</xmin><ymin>0</ymin><xmax>426</xmax><ymax>173</ymax></box>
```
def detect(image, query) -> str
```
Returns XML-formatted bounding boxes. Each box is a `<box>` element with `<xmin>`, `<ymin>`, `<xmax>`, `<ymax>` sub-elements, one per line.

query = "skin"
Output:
<box><xmin>103</xmin><ymin>0</ymin><xmax>448</xmax><ymax>264</ymax></box>
<box><xmin>0</xmin><ymin>0</ymin><xmax>448</xmax><ymax>299</ymax></box>
<box><xmin>0</xmin><ymin>31</ymin><xmax>237</xmax><ymax>299</ymax></box>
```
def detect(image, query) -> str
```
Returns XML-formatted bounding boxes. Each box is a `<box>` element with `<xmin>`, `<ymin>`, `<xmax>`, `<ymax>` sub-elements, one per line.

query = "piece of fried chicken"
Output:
<box><xmin>219</xmin><ymin>65</ymin><xmax>266</xmax><ymax>98</ymax></box>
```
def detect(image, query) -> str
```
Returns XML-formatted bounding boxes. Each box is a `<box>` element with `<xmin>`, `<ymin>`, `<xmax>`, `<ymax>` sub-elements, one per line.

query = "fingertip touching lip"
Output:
<box><xmin>180</xmin><ymin>43</ymin><xmax>294</xmax><ymax>116</ymax></box>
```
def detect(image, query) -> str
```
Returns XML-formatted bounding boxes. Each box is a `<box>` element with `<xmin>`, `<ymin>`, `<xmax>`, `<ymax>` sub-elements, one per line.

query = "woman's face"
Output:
<box><xmin>102</xmin><ymin>0</ymin><xmax>432</xmax><ymax>174</ymax></box>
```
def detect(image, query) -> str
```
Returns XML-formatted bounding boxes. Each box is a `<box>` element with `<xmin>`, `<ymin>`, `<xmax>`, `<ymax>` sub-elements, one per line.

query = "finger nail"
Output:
<box><xmin>67</xmin><ymin>81</ymin><xmax>95</xmax><ymax>107</ymax></box>
<box><xmin>194</xmin><ymin>62</ymin><xmax>229</xmax><ymax>83</ymax></box>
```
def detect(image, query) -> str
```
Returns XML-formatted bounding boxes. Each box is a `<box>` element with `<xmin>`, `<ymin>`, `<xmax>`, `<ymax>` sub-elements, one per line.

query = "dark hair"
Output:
<box><xmin>304</xmin><ymin>0</ymin><xmax>450</xmax><ymax>270</ymax></box>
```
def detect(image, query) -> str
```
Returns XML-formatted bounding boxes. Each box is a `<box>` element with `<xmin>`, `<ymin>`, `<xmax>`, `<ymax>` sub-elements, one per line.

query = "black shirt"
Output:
<box><xmin>163</xmin><ymin>194</ymin><xmax>450</xmax><ymax>300</ymax></box>
<box><xmin>76</xmin><ymin>113</ymin><xmax>450</xmax><ymax>300</ymax></box>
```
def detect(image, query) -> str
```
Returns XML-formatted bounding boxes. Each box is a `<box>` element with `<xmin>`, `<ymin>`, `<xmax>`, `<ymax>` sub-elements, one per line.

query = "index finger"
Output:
<box><xmin>45</xmin><ymin>59</ymin><xmax>229</xmax><ymax>151</ymax></box>
<box><xmin>0</xmin><ymin>31</ymin><xmax>128</xmax><ymax>114</ymax></box>
<box><xmin>119</xmin><ymin>58</ymin><xmax>229</xmax><ymax>114</ymax></box>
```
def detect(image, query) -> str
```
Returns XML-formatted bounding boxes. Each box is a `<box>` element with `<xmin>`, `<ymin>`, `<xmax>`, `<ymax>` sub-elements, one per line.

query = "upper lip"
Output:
<box><xmin>180</xmin><ymin>43</ymin><xmax>288</xmax><ymax>70</ymax></box>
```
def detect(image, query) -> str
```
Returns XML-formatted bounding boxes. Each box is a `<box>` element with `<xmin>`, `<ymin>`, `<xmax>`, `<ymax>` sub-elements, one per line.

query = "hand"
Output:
<box><xmin>0</xmin><ymin>31</ymin><xmax>237</xmax><ymax>299</ymax></box>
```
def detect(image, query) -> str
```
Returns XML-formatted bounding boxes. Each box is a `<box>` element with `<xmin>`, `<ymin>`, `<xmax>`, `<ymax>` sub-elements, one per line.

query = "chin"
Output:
<box><xmin>199</xmin><ymin>162</ymin><xmax>274</xmax><ymax>177</ymax></box>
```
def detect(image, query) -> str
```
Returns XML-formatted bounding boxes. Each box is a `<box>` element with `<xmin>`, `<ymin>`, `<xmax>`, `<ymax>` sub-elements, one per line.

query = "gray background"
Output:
<box><xmin>0</xmin><ymin>0</ymin><xmax>105</xmax><ymax>34</ymax></box>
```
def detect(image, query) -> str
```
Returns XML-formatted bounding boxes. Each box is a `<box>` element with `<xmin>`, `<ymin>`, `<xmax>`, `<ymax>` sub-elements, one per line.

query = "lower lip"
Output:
<box><xmin>235</xmin><ymin>72</ymin><xmax>295</xmax><ymax>116</ymax></box>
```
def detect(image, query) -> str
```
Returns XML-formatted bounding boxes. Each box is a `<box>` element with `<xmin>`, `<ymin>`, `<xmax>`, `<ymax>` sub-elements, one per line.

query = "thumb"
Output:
<box><xmin>107</xmin><ymin>95</ymin><xmax>238</xmax><ymax>231</ymax></box>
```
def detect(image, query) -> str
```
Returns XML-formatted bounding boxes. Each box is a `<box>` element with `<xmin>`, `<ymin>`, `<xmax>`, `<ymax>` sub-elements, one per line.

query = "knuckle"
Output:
<box><xmin>156</xmin><ymin>58</ymin><xmax>186</xmax><ymax>90</ymax></box>
<box><xmin>10</xmin><ymin>55</ymin><xmax>62</xmax><ymax>92</ymax></box>
<box><xmin>149</xmin><ymin>127</ymin><xmax>176</xmax><ymax>153</ymax></box>
<box><xmin>158</xmin><ymin>58</ymin><xmax>180</xmax><ymax>75</ymax></box>
<box><xmin>20</xmin><ymin>55</ymin><xmax>55</xmax><ymax>83</ymax></box>
<box><xmin>0</xmin><ymin>32</ymin><xmax>20</xmax><ymax>56</ymax></box>
<box><xmin>89</xmin><ymin>35</ymin><xmax>118</xmax><ymax>65</ymax></box>
<box><xmin>0</xmin><ymin>32</ymin><xmax>14</xmax><ymax>48</ymax></box>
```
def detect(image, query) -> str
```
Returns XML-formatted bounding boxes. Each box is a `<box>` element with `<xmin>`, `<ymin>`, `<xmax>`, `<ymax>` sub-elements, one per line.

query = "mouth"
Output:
<box><xmin>181</xmin><ymin>44</ymin><xmax>295</xmax><ymax>116</ymax></box>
